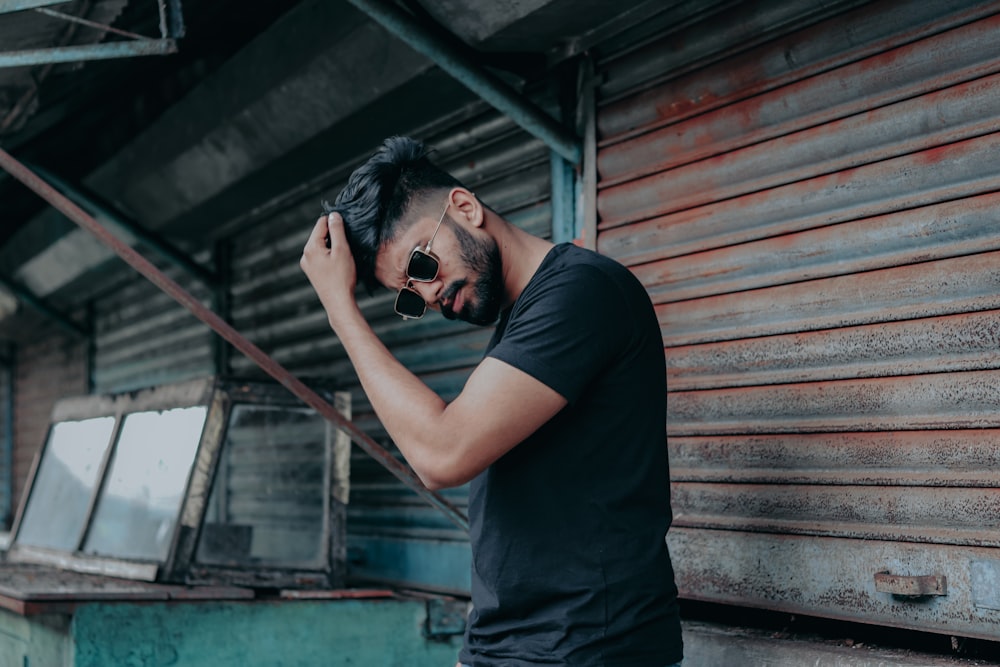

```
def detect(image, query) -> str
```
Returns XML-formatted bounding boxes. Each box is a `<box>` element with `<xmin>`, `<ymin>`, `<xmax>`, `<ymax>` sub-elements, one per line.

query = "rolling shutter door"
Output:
<box><xmin>227</xmin><ymin>105</ymin><xmax>551</xmax><ymax>593</ymax></box>
<box><xmin>596</xmin><ymin>0</ymin><xmax>1000</xmax><ymax>639</ymax></box>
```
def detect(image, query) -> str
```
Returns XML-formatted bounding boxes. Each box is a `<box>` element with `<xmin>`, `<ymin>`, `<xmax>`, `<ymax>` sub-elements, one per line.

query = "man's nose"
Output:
<box><xmin>409</xmin><ymin>279</ymin><xmax>441</xmax><ymax>309</ymax></box>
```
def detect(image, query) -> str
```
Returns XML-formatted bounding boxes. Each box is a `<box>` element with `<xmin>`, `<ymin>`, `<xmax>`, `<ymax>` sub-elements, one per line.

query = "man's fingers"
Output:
<box><xmin>325</xmin><ymin>212</ymin><xmax>350</xmax><ymax>249</ymax></box>
<box><xmin>306</xmin><ymin>214</ymin><xmax>330</xmax><ymax>250</ymax></box>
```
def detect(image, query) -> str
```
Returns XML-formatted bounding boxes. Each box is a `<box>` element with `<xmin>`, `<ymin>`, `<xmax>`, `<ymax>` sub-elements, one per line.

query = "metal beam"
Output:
<box><xmin>0</xmin><ymin>144</ymin><xmax>470</xmax><ymax>533</ymax></box>
<box><xmin>0</xmin><ymin>273</ymin><xmax>89</xmax><ymax>338</ymax></box>
<box><xmin>346</xmin><ymin>0</ymin><xmax>582</xmax><ymax>164</ymax></box>
<box><xmin>162</xmin><ymin>0</ymin><xmax>186</xmax><ymax>39</ymax></box>
<box><xmin>0</xmin><ymin>0</ymin><xmax>66</xmax><ymax>14</ymax></box>
<box><xmin>0</xmin><ymin>40</ymin><xmax>176</xmax><ymax>69</ymax></box>
<box><xmin>27</xmin><ymin>163</ymin><xmax>218</xmax><ymax>287</ymax></box>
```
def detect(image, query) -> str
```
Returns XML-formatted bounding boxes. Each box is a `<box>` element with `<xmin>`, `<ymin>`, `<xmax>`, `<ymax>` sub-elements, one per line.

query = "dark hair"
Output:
<box><xmin>323</xmin><ymin>136</ymin><xmax>463</xmax><ymax>291</ymax></box>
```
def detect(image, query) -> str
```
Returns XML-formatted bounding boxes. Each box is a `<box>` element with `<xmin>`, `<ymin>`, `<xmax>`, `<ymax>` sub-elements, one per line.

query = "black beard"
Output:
<box><xmin>442</xmin><ymin>224</ymin><xmax>504</xmax><ymax>326</ymax></box>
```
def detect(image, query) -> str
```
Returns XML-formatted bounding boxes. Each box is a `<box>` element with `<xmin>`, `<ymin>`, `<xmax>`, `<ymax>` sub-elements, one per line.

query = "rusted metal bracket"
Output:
<box><xmin>874</xmin><ymin>571</ymin><xmax>947</xmax><ymax>597</ymax></box>
<box><xmin>0</xmin><ymin>145</ymin><xmax>470</xmax><ymax>533</ymax></box>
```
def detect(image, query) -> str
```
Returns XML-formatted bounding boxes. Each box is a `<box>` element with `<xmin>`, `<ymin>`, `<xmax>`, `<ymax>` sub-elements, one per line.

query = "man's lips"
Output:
<box><xmin>440</xmin><ymin>281</ymin><xmax>465</xmax><ymax>318</ymax></box>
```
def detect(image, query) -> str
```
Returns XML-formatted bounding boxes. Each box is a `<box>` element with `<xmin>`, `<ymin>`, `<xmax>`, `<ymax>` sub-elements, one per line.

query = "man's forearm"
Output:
<box><xmin>328</xmin><ymin>304</ymin><xmax>451</xmax><ymax>485</ymax></box>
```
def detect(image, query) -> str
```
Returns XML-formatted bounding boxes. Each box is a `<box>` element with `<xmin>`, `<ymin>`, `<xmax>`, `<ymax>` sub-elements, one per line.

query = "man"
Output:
<box><xmin>300</xmin><ymin>136</ymin><xmax>682</xmax><ymax>666</ymax></box>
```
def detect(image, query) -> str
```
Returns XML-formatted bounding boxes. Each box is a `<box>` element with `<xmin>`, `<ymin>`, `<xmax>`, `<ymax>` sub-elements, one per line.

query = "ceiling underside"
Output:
<box><xmin>0</xmin><ymin>0</ymin><xmax>680</xmax><ymax>341</ymax></box>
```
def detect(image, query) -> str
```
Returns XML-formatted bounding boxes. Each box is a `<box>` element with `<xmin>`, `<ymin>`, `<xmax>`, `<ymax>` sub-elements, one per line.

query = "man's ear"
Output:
<box><xmin>450</xmin><ymin>187</ymin><xmax>483</xmax><ymax>228</ymax></box>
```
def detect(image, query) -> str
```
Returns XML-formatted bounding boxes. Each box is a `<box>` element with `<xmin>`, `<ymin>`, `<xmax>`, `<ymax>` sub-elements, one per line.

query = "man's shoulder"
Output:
<box><xmin>532</xmin><ymin>244</ymin><xmax>637</xmax><ymax>291</ymax></box>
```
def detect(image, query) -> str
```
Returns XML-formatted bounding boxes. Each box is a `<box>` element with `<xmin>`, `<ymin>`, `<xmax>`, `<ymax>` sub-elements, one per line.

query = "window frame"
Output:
<box><xmin>6</xmin><ymin>378</ymin><xmax>349</xmax><ymax>589</ymax></box>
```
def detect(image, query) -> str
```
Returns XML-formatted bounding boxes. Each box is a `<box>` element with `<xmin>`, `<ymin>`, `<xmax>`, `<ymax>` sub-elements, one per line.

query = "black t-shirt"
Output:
<box><xmin>459</xmin><ymin>244</ymin><xmax>682</xmax><ymax>667</ymax></box>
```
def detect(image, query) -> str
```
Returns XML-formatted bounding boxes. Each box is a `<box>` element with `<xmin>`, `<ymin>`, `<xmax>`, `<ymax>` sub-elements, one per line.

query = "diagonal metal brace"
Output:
<box><xmin>0</xmin><ymin>145</ymin><xmax>469</xmax><ymax>533</ymax></box>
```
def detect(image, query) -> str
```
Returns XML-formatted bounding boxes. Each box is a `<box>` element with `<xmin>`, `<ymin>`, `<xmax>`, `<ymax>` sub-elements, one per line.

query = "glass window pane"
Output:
<box><xmin>83</xmin><ymin>406</ymin><xmax>207</xmax><ymax>561</ymax></box>
<box><xmin>16</xmin><ymin>417</ymin><xmax>115</xmax><ymax>551</ymax></box>
<box><xmin>196</xmin><ymin>405</ymin><xmax>328</xmax><ymax>567</ymax></box>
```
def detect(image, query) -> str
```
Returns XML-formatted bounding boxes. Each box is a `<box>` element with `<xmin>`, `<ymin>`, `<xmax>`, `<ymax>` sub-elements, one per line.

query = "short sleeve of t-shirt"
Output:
<box><xmin>485</xmin><ymin>251</ymin><xmax>630</xmax><ymax>404</ymax></box>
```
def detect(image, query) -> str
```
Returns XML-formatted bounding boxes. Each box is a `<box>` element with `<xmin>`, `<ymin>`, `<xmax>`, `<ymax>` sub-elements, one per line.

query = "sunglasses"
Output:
<box><xmin>394</xmin><ymin>202</ymin><xmax>450</xmax><ymax>320</ymax></box>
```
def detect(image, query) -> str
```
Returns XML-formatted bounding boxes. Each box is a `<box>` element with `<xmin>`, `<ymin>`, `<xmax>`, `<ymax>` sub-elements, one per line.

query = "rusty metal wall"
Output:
<box><xmin>91</xmin><ymin>251</ymin><xmax>216</xmax><ymax>393</ymax></box>
<box><xmin>596</xmin><ymin>0</ymin><xmax>1000</xmax><ymax>639</ymax></box>
<box><xmin>11</xmin><ymin>329</ymin><xmax>88</xmax><ymax>520</ymax></box>
<box><xmin>226</xmin><ymin>104</ymin><xmax>551</xmax><ymax>593</ymax></box>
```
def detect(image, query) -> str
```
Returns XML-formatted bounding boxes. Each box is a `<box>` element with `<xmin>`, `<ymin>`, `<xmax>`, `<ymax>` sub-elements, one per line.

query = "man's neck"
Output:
<box><xmin>494</xmin><ymin>220</ymin><xmax>556</xmax><ymax>310</ymax></box>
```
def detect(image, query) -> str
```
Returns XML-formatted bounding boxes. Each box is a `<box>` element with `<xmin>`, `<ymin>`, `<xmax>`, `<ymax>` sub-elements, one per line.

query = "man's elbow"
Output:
<box><xmin>415</xmin><ymin>458</ymin><xmax>475</xmax><ymax>491</ymax></box>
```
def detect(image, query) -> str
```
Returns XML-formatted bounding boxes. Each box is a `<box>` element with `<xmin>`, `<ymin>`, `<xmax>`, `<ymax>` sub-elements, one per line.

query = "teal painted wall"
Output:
<box><xmin>70</xmin><ymin>598</ymin><xmax>461</xmax><ymax>667</ymax></box>
<box><xmin>0</xmin><ymin>597</ymin><xmax>462</xmax><ymax>667</ymax></box>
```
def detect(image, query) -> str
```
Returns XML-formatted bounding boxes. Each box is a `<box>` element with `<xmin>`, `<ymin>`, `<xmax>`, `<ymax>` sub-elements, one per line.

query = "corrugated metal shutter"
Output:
<box><xmin>92</xmin><ymin>252</ymin><xmax>215</xmax><ymax>393</ymax></box>
<box><xmin>227</xmin><ymin>105</ymin><xmax>551</xmax><ymax>593</ymax></box>
<box><xmin>596</xmin><ymin>0</ymin><xmax>1000</xmax><ymax>640</ymax></box>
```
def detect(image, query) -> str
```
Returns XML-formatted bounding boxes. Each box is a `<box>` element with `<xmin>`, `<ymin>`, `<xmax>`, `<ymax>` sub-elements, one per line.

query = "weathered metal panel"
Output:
<box><xmin>632</xmin><ymin>192</ymin><xmax>1000</xmax><ymax>305</ymax></box>
<box><xmin>597</xmin><ymin>0</ymin><xmax>1000</xmax><ymax>639</ymax></box>
<box><xmin>669</xmin><ymin>430</ymin><xmax>1000</xmax><ymax>486</ymax></box>
<box><xmin>226</xmin><ymin>107</ymin><xmax>551</xmax><ymax>592</ymax></box>
<box><xmin>668</xmin><ymin>309</ymin><xmax>1000</xmax><ymax>391</ymax></box>
<box><xmin>597</xmin><ymin>0</ymin><xmax>873</xmax><ymax>106</ymax></box>
<box><xmin>601</xmin><ymin>70</ymin><xmax>1000</xmax><ymax>225</ymax></box>
<box><xmin>599</xmin><ymin>12</ymin><xmax>1000</xmax><ymax>188</ymax></box>
<box><xmin>669</xmin><ymin>370</ymin><xmax>1000</xmax><ymax>434</ymax></box>
<box><xmin>597</xmin><ymin>0</ymin><xmax>999</xmax><ymax>136</ymax></box>
<box><xmin>672</xmin><ymin>483</ymin><xmax>1000</xmax><ymax>546</ymax></box>
<box><xmin>669</xmin><ymin>529</ymin><xmax>1000</xmax><ymax>641</ymax></box>
<box><xmin>92</xmin><ymin>252</ymin><xmax>215</xmax><ymax>393</ymax></box>
<box><xmin>600</xmin><ymin>132</ymin><xmax>1000</xmax><ymax>261</ymax></box>
<box><xmin>659</xmin><ymin>250</ymin><xmax>1000</xmax><ymax>347</ymax></box>
<box><xmin>600</xmin><ymin>121</ymin><xmax>1000</xmax><ymax>234</ymax></box>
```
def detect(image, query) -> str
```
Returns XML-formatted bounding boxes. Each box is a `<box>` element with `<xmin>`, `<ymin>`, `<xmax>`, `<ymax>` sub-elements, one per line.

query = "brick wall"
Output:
<box><xmin>12</xmin><ymin>331</ymin><xmax>88</xmax><ymax>519</ymax></box>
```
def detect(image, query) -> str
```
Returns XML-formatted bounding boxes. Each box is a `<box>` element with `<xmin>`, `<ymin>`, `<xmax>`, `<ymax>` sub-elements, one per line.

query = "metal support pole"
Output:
<box><xmin>578</xmin><ymin>55</ymin><xmax>598</xmax><ymax>251</ymax></box>
<box><xmin>27</xmin><ymin>163</ymin><xmax>218</xmax><ymax>287</ymax></box>
<box><xmin>0</xmin><ymin>145</ymin><xmax>469</xmax><ymax>533</ymax></box>
<box><xmin>346</xmin><ymin>0</ymin><xmax>582</xmax><ymax>164</ymax></box>
<box><xmin>211</xmin><ymin>239</ymin><xmax>231</xmax><ymax>377</ymax></box>
<box><xmin>550</xmin><ymin>152</ymin><xmax>576</xmax><ymax>244</ymax></box>
<box><xmin>2</xmin><ymin>345</ymin><xmax>12</xmax><ymax>528</ymax></box>
<box><xmin>0</xmin><ymin>40</ymin><xmax>177</xmax><ymax>69</ymax></box>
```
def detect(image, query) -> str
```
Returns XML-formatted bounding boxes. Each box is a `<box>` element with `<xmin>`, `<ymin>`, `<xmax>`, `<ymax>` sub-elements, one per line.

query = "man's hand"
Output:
<box><xmin>300</xmin><ymin>212</ymin><xmax>360</xmax><ymax>328</ymax></box>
